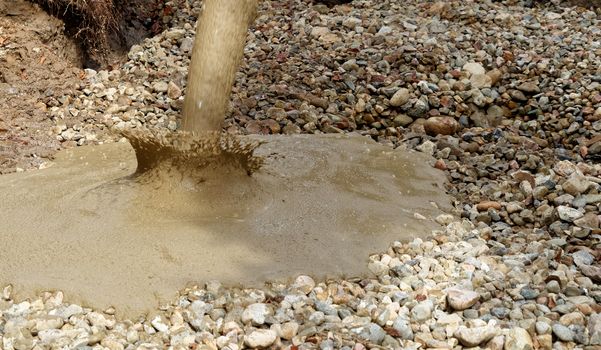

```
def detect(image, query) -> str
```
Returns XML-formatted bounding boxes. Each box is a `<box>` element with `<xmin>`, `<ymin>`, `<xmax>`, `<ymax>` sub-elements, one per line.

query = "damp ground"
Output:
<box><xmin>0</xmin><ymin>132</ymin><xmax>450</xmax><ymax>317</ymax></box>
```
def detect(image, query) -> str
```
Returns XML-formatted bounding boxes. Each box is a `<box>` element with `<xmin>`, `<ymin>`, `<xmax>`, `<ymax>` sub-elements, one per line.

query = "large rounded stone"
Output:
<box><xmin>424</xmin><ymin>117</ymin><xmax>460</xmax><ymax>136</ymax></box>
<box><xmin>244</xmin><ymin>329</ymin><xmax>277</xmax><ymax>348</ymax></box>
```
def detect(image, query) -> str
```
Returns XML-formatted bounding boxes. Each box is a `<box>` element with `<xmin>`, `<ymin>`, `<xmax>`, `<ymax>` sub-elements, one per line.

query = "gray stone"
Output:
<box><xmin>392</xmin><ymin>316</ymin><xmax>414</xmax><ymax>340</ymax></box>
<box><xmin>429</xmin><ymin>20</ymin><xmax>447</xmax><ymax>33</ymax></box>
<box><xmin>546</xmin><ymin>280</ymin><xmax>561</xmax><ymax>294</ymax></box>
<box><xmin>589</xmin><ymin>313</ymin><xmax>601</xmax><ymax>345</ymax></box>
<box><xmin>180</xmin><ymin>37</ymin><xmax>194</xmax><ymax>53</ymax></box>
<box><xmin>557</xmin><ymin>206</ymin><xmax>583</xmax><ymax>222</ymax></box>
<box><xmin>491</xmin><ymin>307</ymin><xmax>509</xmax><ymax>319</ymax></box>
<box><xmin>520</xmin><ymin>287</ymin><xmax>539</xmax><ymax>300</ymax></box>
<box><xmin>536</xmin><ymin>321</ymin><xmax>551</xmax><ymax>335</ymax></box>
<box><xmin>552</xmin><ymin>323</ymin><xmax>574</xmax><ymax>342</ymax></box>
<box><xmin>573</xmin><ymin>250</ymin><xmax>595</xmax><ymax>267</ymax></box>
<box><xmin>411</xmin><ymin>300</ymin><xmax>433</xmax><ymax>322</ymax></box>
<box><xmin>358</xmin><ymin>323</ymin><xmax>386</xmax><ymax>344</ymax></box>
<box><xmin>393</xmin><ymin>114</ymin><xmax>413</xmax><ymax>127</ymax></box>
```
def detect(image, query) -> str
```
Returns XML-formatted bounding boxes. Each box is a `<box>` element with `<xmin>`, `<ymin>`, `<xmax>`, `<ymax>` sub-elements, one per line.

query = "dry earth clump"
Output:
<box><xmin>29</xmin><ymin>0</ymin><xmax>167</xmax><ymax>68</ymax></box>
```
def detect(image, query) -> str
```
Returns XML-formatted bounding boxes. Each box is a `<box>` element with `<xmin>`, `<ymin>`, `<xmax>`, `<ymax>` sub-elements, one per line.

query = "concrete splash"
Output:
<box><xmin>0</xmin><ymin>133</ymin><xmax>450</xmax><ymax>317</ymax></box>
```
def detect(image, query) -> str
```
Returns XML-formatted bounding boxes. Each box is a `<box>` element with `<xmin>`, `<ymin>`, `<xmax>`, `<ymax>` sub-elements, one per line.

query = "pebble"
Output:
<box><xmin>152</xmin><ymin>81</ymin><xmax>169</xmax><ymax>93</ymax></box>
<box><xmin>589</xmin><ymin>313</ymin><xmax>601</xmax><ymax>345</ymax></box>
<box><xmin>167</xmin><ymin>82</ymin><xmax>182</xmax><ymax>99</ymax></box>
<box><xmin>504</xmin><ymin>327</ymin><xmax>533</xmax><ymax>350</ymax></box>
<box><xmin>463</xmin><ymin>62</ymin><xmax>485</xmax><ymax>76</ymax></box>
<box><xmin>292</xmin><ymin>275</ymin><xmax>315</xmax><ymax>294</ymax></box>
<box><xmin>411</xmin><ymin>300</ymin><xmax>433</xmax><ymax>322</ymax></box>
<box><xmin>536</xmin><ymin>321</ymin><xmax>551</xmax><ymax>335</ymax></box>
<box><xmin>244</xmin><ymin>329</ymin><xmax>277</xmax><ymax>348</ymax></box>
<box><xmin>562</xmin><ymin>172</ymin><xmax>591</xmax><ymax>196</ymax></box>
<box><xmin>241</xmin><ymin>303</ymin><xmax>271</xmax><ymax>325</ymax></box>
<box><xmin>392</xmin><ymin>316</ymin><xmax>414</xmax><ymax>340</ymax></box>
<box><xmin>277</xmin><ymin>321</ymin><xmax>299</xmax><ymax>340</ymax></box>
<box><xmin>552</xmin><ymin>323</ymin><xmax>574</xmax><ymax>342</ymax></box>
<box><xmin>424</xmin><ymin>117</ymin><xmax>460</xmax><ymax>136</ymax></box>
<box><xmin>476</xmin><ymin>201</ymin><xmax>502</xmax><ymax>212</ymax></box>
<box><xmin>390</xmin><ymin>88</ymin><xmax>411</xmax><ymax>107</ymax></box>
<box><xmin>446</xmin><ymin>288</ymin><xmax>480</xmax><ymax>311</ymax></box>
<box><xmin>557</xmin><ymin>206</ymin><xmax>584</xmax><ymax>222</ymax></box>
<box><xmin>454</xmin><ymin>324</ymin><xmax>498</xmax><ymax>347</ymax></box>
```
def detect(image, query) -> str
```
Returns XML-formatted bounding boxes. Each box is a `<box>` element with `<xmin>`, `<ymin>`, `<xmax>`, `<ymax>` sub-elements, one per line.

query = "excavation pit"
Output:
<box><xmin>0</xmin><ymin>133</ymin><xmax>450</xmax><ymax>317</ymax></box>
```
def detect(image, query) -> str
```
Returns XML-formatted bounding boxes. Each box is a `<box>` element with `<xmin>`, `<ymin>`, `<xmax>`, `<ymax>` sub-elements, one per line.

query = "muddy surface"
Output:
<box><xmin>0</xmin><ymin>134</ymin><xmax>449</xmax><ymax>317</ymax></box>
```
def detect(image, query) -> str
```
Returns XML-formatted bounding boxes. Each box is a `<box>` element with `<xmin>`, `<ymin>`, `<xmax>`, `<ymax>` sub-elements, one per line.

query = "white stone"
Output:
<box><xmin>463</xmin><ymin>62</ymin><xmax>486</xmax><ymax>76</ymax></box>
<box><xmin>390</xmin><ymin>88</ymin><xmax>411</xmax><ymax>107</ymax></box>
<box><xmin>87</xmin><ymin>312</ymin><xmax>115</xmax><ymax>329</ymax></box>
<box><xmin>152</xmin><ymin>81</ymin><xmax>169</xmax><ymax>93</ymax></box>
<box><xmin>504</xmin><ymin>327</ymin><xmax>533</xmax><ymax>350</ymax></box>
<box><xmin>278</xmin><ymin>321</ymin><xmax>299</xmax><ymax>340</ymax></box>
<box><xmin>342</xmin><ymin>17</ymin><xmax>362</xmax><ymax>29</ymax></box>
<box><xmin>292</xmin><ymin>275</ymin><xmax>315</xmax><ymax>294</ymax></box>
<box><xmin>446</xmin><ymin>288</ymin><xmax>480</xmax><ymax>311</ymax></box>
<box><xmin>416</xmin><ymin>140</ymin><xmax>436</xmax><ymax>155</ymax></box>
<box><xmin>150</xmin><ymin>315</ymin><xmax>169</xmax><ymax>332</ymax></box>
<box><xmin>454</xmin><ymin>325</ymin><xmax>498</xmax><ymax>347</ymax></box>
<box><xmin>241</xmin><ymin>303</ymin><xmax>271</xmax><ymax>325</ymax></box>
<box><xmin>244</xmin><ymin>329</ymin><xmax>277</xmax><ymax>348</ymax></box>
<box><xmin>470</xmin><ymin>73</ymin><xmax>492</xmax><ymax>89</ymax></box>
<box><xmin>34</xmin><ymin>316</ymin><xmax>64</xmax><ymax>332</ymax></box>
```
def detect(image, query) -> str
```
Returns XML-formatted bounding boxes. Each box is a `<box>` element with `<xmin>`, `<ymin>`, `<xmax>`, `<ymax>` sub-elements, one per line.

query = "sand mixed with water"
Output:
<box><xmin>0</xmin><ymin>132</ymin><xmax>449</xmax><ymax>317</ymax></box>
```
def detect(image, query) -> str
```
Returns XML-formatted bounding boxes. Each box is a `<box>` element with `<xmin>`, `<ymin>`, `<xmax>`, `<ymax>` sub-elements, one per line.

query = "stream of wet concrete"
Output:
<box><xmin>0</xmin><ymin>133</ymin><xmax>450</xmax><ymax>317</ymax></box>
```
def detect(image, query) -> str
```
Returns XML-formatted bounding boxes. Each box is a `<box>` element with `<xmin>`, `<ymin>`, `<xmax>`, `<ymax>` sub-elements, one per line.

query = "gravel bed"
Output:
<box><xmin>2</xmin><ymin>0</ymin><xmax>601</xmax><ymax>349</ymax></box>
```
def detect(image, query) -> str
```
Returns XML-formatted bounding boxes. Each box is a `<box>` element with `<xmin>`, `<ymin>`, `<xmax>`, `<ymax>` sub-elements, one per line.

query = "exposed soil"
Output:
<box><xmin>0</xmin><ymin>0</ymin><xmax>82</xmax><ymax>173</ymax></box>
<box><xmin>30</xmin><ymin>0</ymin><xmax>168</xmax><ymax>69</ymax></box>
<box><xmin>0</xmin><ymin>0</ymin><xmax>165</xmax><ymax>174</ymax></box>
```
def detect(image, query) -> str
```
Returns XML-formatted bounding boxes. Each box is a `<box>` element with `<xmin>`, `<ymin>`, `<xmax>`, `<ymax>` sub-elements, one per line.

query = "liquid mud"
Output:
<box><xmin>0</xmin><ymin>132</ymin><xmax>450</xmax><ymax>317</ymax></box>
